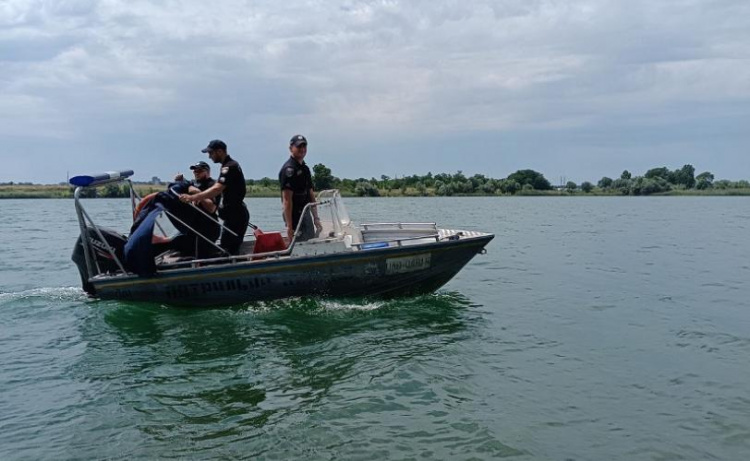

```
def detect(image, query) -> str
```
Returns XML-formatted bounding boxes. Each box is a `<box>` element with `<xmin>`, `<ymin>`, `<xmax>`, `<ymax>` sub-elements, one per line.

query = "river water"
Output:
<box><xmin>1</xmin><ymin>197</ymin><xmax>748</xmax><ymax>460</ymax></box>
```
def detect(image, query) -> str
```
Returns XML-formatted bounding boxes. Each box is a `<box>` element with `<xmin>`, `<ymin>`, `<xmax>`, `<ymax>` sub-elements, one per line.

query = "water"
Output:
<box><xmin>1</xmin><ymin>197</ymin><xmax>749</xmax><ymax>460</ymax></box>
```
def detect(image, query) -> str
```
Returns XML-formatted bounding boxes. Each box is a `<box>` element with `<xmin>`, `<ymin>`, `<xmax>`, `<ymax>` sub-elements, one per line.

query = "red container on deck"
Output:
<box><xmin>253</xmin><ymin>231</ymin><xmax>287</xmax><ymax>256</ymax></box>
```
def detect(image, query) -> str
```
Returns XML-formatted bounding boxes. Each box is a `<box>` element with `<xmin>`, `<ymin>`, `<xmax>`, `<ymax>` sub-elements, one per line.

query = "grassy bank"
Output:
<box><xmin>0</xmin><ymin>184</ymin><xmax>167</xmax><ymax>199</ymax></box>
<box><xmin>2</xmin><ymin>184</ymin><xmax>749</xmax><ymax>199</ymax></box>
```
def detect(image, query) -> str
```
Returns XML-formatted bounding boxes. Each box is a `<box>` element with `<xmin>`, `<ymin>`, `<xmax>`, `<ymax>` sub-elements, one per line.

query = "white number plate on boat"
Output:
<box><xmin>386</xmin><ymin>253</ymin><xmax>431</xmax><ymax>274</ymax></box>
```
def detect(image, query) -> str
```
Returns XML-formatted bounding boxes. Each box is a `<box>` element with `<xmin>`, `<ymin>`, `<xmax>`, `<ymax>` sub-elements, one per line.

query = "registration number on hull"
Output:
<box><xmin>386</xmin><ymin>253</ymin><xmax>431</xmax><ymax>275</ymax></box>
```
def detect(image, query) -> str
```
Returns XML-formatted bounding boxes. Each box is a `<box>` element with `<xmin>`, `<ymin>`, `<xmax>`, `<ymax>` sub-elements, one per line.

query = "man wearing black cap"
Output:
<box><xmin>279</xmin><ymin>134</ymin><xmax>322</xmax><ymax>242</ymax></box>
<box><xmin>180</xmin><ymin>139</ymin><xmax>249</xmax><ymax>255</ymax></box>
<box><xmin>172</xmin><ymin>161</ymin><xmax>220</xmax><ymax>257</ymax></box>
<box><xmin>175</xmin><ymin>161</ymin><xmax>218</xmax><ymax>215</ymax></box>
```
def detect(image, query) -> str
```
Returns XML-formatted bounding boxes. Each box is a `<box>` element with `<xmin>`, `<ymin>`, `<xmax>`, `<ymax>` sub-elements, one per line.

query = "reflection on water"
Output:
<box><xmin>64</xmin><ymin>293</ymin><xmax>499</xmax><ymax>458</ymax></box>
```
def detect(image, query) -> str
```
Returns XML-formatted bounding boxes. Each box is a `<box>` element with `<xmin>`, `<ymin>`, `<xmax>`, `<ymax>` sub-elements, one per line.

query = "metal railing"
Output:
<box><xmin>73</xmin><ymin>179</ymin><xmax>459</xmax><ymax>281</ymax></box>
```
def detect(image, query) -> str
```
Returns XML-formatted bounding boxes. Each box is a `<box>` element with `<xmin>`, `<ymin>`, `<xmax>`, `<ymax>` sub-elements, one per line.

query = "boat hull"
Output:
<box><xmin>90</xmin><ymin>234</ymin><xmax>493</xmax><ymax>307</ymax></box>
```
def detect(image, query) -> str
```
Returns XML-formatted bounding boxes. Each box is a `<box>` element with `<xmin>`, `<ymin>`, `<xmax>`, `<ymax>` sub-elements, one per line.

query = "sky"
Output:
<box><xmin>1</xmin><ymin>0</ymin><xmax>749</xmax><ymax>184</ymax></box>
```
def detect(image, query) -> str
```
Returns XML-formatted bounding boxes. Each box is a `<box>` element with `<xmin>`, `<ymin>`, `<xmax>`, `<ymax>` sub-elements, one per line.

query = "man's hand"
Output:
<box><xmin>179</xmin><ymin>193</ymin><xmax>195</xmax><ymax>204</ymax></box>
<box><xmin>314</xmin><ymin>218</ymin><xmax>323</xmax><ymax>235</ymax></box>
<box><xmin>287</xmin><ymin>227</ymin><xmax>295</xmax><ymax>242</ymax></box>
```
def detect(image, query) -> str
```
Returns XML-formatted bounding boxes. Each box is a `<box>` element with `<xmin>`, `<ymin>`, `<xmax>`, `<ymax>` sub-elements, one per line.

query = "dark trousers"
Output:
<box><xmin>220</xmin><ymin>204</ymin><xmax>249</xmax><ymax>255</ymax></box>
<box><xmin>293</xmin><ymin>212</ymin><xmax>316</xmax><ymax>242</ymax></box>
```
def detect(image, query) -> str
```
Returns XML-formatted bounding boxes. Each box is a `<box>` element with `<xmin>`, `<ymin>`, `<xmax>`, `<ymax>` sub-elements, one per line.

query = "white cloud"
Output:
<box><xmin>1</xmin><ymin>0</ymin><xmax>749</xmax><ymax>182</ymax></box>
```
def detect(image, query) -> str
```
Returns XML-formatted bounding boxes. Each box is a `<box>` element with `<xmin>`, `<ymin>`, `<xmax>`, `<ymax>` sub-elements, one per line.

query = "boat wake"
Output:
<box><xmin>0</xmin><ymin>287</ymin><xmax>88</xmax><ymax>305</ymax></box>
<box><xmin>237</xmin><ymin>291</ymin><xmax>471</xmax><ymax>314</ymax></box>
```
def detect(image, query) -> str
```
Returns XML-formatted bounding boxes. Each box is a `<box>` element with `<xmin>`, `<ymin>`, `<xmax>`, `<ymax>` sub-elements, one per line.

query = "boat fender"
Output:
<box><xmin>134</xmin><ymin>192</ymin><xmax>159</xmax><ymax>219</ymax></box>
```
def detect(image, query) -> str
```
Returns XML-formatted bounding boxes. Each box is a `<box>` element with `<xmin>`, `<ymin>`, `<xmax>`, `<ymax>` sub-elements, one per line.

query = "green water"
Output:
<box><xmin>1</xmin><ymin>197</ymin><xmax>749</xmax><ymax>460</ymax></box>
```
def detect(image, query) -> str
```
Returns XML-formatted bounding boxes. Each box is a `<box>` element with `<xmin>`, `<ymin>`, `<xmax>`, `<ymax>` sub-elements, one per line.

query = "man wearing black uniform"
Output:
<box><xmin>279</xmin><ymin>134</ymin><xmax>322</xmax><ymax>242</ymax></box>
<box><xmin>175</xmin><ymin>161</ymin><xmax>219</xmax><ymax>215</ymax></box>
<box><xmin>172</xmin><ymin>161</ymin><xmax>221</xmax><ymax>257</ymax></box>
<box><xmin>180</xmin><ymin>140</ymin><xmax>249</xmax><ymax>255</ymax></box>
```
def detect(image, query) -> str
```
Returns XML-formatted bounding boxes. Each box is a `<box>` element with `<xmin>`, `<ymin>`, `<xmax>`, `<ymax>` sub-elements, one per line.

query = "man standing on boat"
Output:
<box><xmin>279</xmin><ymin>134</ymin><xmax>322</xmax><ymax>242</ymax></box>
<box><xmin>180</xmin><ymin>140</ymin><xmax>249</xmax><ymax>255</ymax></box>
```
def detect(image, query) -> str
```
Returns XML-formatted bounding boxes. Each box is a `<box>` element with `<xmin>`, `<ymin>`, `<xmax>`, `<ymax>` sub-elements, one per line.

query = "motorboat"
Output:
<box><xmin>70</xmin><ymin>170</ymin><xmax>494</xmax><ymax>307</ymax></box>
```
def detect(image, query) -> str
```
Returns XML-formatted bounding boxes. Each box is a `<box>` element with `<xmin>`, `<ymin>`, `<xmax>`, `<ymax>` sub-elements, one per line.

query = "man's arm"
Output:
<box><xmin>181</xmin><ymin>182</ymin><xmax>224</xmax><ymax>204</ymax></box>
<box><xmin>186</xmin><ymin>185</ymin><xmax>217</xmax><ymax>214</ymax></box>
<box><xmin>282</xmin><ymin>189</ymin><xmax>294</xmax><ymax>241</ymax></box>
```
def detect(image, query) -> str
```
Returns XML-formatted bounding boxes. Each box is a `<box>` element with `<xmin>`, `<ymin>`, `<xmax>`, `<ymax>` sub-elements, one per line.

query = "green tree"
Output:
<box><xmin>380</xmin><ymin>175</ymin><xmax>391</xmax><ymax>192</ymax></box>
<box><xmin>645</xmin><ymin>167</ymin><xmax>670</xmax><ymax>180</ymax></box>
<box><xmin>470</xmin><ymin>174</ymin><xmax>486</xmax><ymax>191</ymax></box>
<box><xmin>565</xmin><ymin>181</ymin><xmax>577</xmax><ymax>192</ymax></box>
<box><xmin>631</xmin><ymin>177</ymin><xmax>671</xmax><ymax>195</ymax></box>
<box><xmin>621</xmin><ymin>170</ymin><xmax>632</xmax><ymax>180</ymax></box>
<box><xmin>312</xmin><ymin>163</ymin><xmax>335</xmax><ymax>190</ymax></box>
<box><xmin>101</xmin><ymin>183</ymin><xmax>127</xmax><ymax>198</ymax></box>
<box><xmin>581</xmin><ymin>181</ymin><xmax>593</xmax><ymax>193</ymax></box>
<box><xmin>506</xmin><ymin>169</ymin><xmax>552</xmax><ymax>190</ymax></box>
<box><xmin>598</xmin><ymin>177</ymin><xmax>613</xmax><ymax>189</ymax></box>
<box><xmin>696</xmin><ymin>178</ymin><xmax>713</xmax><ymax>190</ymax></box>
<box><xmin>437</xmin><ymin>183</ymin><xmax>454</xmax><ymax>196</ymax></box>
<box><xmin>499</xmin><ymin>179</ymin><xmax>520</xmax><ymax>195</ymax></box>
<box><xmin>354</xmin><ymin>181</ymin><xmax>380</xmax><ymax>196</ymax></box>
<box><xmin>672</xmin><ymin>164</ymin><xmax>696</xmax><ymax>188</ymax></box>
<box><xmin>612</xmin><ymin>178</ymin><xmax>631</xmax><ymax>195</ymax></box>
<box><xmin>696</xmin><ymin>171</ymin><xmax>714</xmax><ymax>183</ymax></box>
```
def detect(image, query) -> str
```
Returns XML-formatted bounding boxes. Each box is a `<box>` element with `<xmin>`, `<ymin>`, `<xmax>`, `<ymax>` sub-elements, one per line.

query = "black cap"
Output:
<box><xmin>289</xmin><ymin>134</ymin><xmax>307</xmax><ymax>147</ymax></box>
<box><xmin>201</xmin><ymin>139</ymin><xmax>227</xmax><ymax>153</ymax></box>
<box><xmin>189</xmin><ymin>161</ymin><xmax>210</xmax><ymax>171</ymax></box>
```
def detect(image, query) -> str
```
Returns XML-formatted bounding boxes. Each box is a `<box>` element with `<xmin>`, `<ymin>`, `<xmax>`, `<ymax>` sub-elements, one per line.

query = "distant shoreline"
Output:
<box><xmin>1</xmin><ymin>184</ymin><xmax>749</xmax><ymax>199</ymax></box>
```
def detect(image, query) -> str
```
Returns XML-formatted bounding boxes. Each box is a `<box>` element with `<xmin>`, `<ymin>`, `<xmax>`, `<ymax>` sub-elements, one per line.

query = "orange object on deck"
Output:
<box><xmin>253</xmin><ymin>231</ymin><xmax>287</xmax><ymax>257</ymax></box>
<box><xmin>134</xmin><ymin>192</ymin><xmax>159</xmax><ymax>219</ymax></box>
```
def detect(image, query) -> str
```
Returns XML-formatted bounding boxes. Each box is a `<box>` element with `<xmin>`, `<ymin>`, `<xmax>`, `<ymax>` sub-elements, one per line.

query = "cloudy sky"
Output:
<box><xmin>2</xmin><ymin>0</ymin><xmax>749</xmax><ymax>184</ymax></box>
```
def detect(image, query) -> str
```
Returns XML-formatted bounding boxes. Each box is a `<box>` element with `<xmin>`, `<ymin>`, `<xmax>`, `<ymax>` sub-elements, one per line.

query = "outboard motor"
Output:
<box><xmin>71</xmin><ymin>227</ymin><xmax>128</xmax><ymax>295</ymax></box>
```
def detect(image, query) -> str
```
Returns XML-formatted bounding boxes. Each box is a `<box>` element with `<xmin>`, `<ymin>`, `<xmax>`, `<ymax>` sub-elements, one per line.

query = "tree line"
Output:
<box><xmin>293</xmin><ymin>163</ymin><xmax>748</xmax><ymax>196</ymax></box>
<box><xmin>85</xmin><ymin>163</ymin><xmax>749</xmax><ymax>198</ymax></box>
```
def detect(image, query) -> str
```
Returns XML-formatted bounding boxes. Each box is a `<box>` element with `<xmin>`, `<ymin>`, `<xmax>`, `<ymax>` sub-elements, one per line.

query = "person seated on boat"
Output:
<box><xmin>180</xmin><ymin>139</ymin><xmax>249</xmax><ymax>255</ymax></box>
<box><xmin>171</xmin><ymin>161</ymin><xmax>221</xmax><ymax>258</ymax></box>
<box><xmin>174</xmin><ymin>161</ymin><xmax>219</xmax><ymax>216</ymax></box>
<box><xmin>279</xmin><ymin>134</ymin><xmax>323</xmax><ymax>242</ymax></box>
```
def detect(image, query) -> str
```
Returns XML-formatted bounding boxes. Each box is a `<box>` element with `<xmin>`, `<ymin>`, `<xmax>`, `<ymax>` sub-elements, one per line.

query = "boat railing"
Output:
<box><xmin>134</xmin><ymin>191</ymin><xmax>339</xmax><ymax>270</ymax></box>
<box><xmin>72</xmin><ymin>171</ymin><xmax>241</xmax><ymax>279</ymax></box>
<box><xmin>75</xmin><ymin>179</ymin><xmax>451</xmax><ymax>279</ymax></box>
<box><xmin>351</xmin><ymin>232</ymin><xmax>441</xmax><ymax>249</ymax></box>
<box><xmin>72</xmin><ymin>171</ymin><xmax>135</xmax><ymax>280</ymax></box>
<box><xmin>158</xmin><ymin>193</ymin><xmax>354</xmax><ymax>267</ymax></box>
<box><xmin>165</xmin><ymin>186</ymin><xmax>233</xmax><ymax>257</ymax></box>
<box><xmin>154</xmin><ymin>245</ymin><xmax>296</xmax><ymax>270</ymax></box>
<box><xmin>361</xmin><ymin>222</ymin><xmax>437</xmax><ymax>231</ymax></box>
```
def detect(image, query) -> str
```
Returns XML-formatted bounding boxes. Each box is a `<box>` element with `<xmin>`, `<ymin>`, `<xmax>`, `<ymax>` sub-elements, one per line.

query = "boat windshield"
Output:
<box><xmin>294</xmin><ymin>189</ymin><xmax>353</xmax><ymax>240</ymax></box>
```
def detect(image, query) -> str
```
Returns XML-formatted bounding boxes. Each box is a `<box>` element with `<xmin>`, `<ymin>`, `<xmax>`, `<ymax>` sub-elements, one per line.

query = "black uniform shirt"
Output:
<box><xmin>193</xmin><ymin>177</ymin><xmax>216</xmax><ymax>192</ymax></box>
<box><xmin>193</xmin><ymin>177</ymin><xmax>219</xmax><ymax>212</ymax></box>
<box><xmin>279</xmin><ymin>157</ymin><xmax>313</xmax><ymax>210</ymax></box>
<box><xmin>217</xmin><ymin>155</ymin><xmax>246</xmax><ymax>211</ymax></box>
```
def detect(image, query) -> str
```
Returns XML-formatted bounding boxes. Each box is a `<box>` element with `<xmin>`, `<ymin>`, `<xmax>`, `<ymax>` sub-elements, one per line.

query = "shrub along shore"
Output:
<box><xmin>2</xmin><ymin>164</ymin><xmax>749</xmax><ymax>198</ymax></box>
